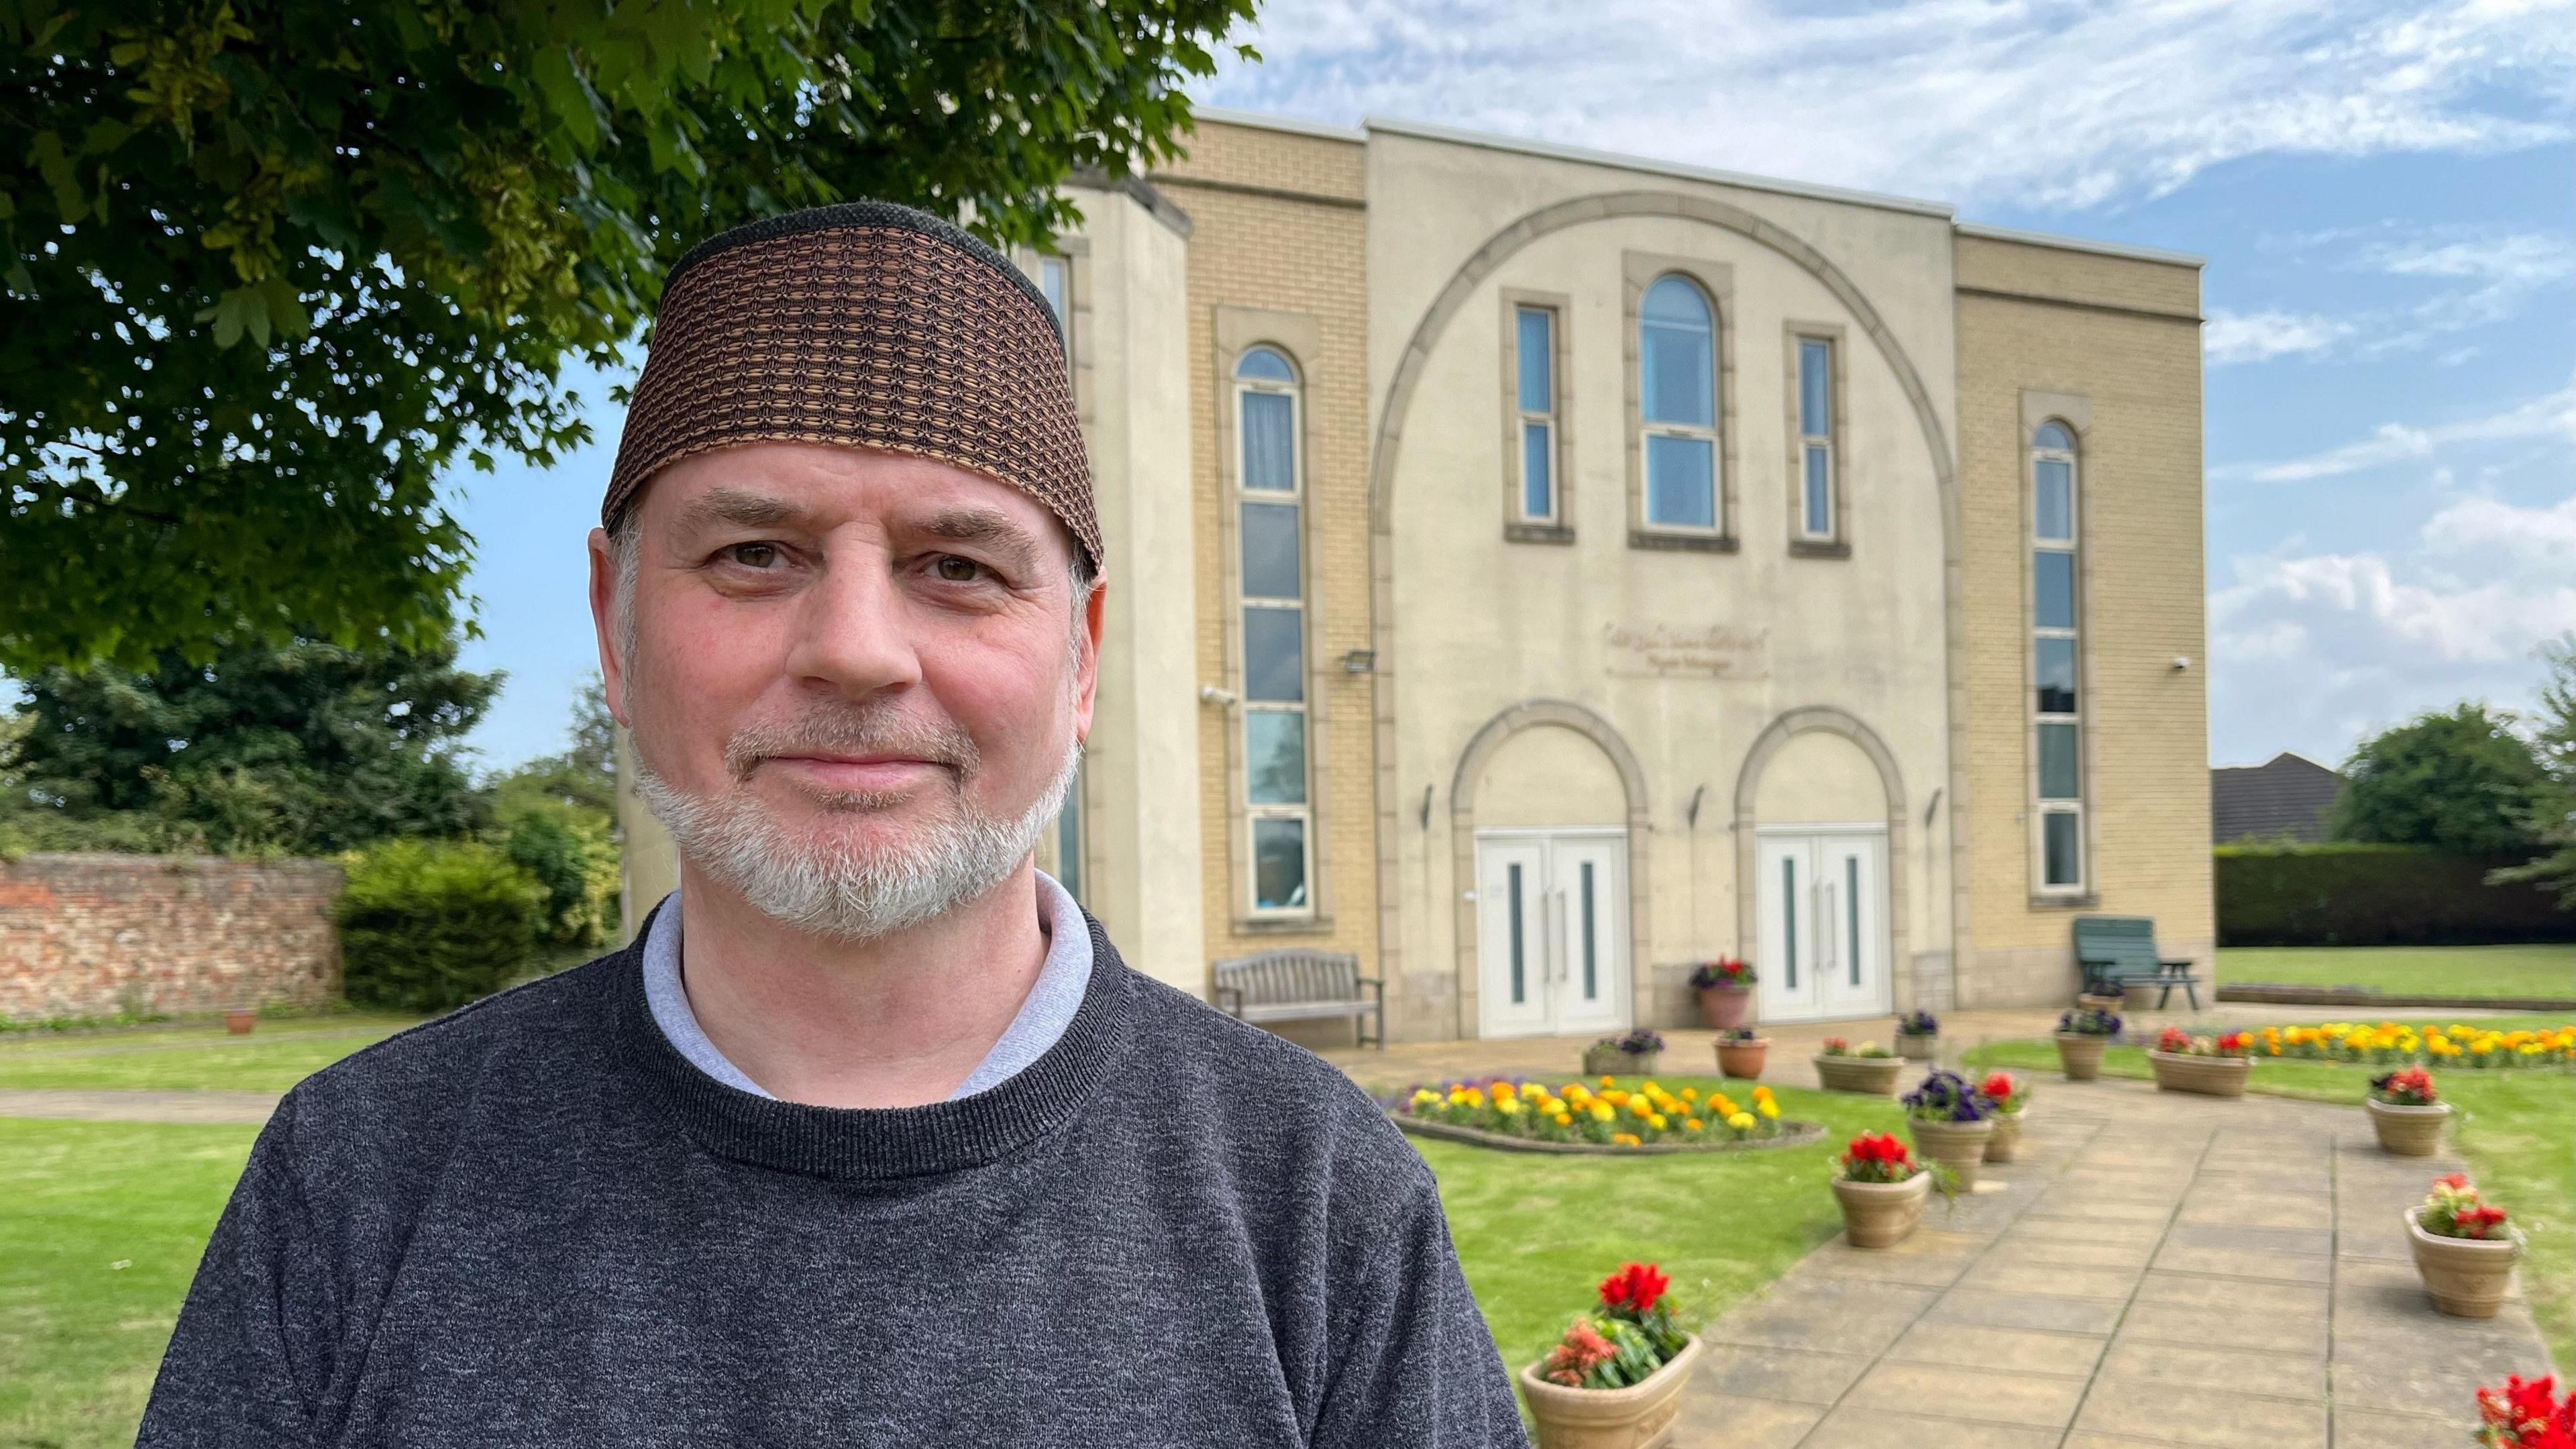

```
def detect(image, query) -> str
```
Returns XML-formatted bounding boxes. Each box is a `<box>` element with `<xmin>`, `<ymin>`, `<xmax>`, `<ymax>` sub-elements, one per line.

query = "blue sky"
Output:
<box><xmin>446</xmin><ymin>0</ymin><xmax>2573</xmax><ymax>774</ymax></box>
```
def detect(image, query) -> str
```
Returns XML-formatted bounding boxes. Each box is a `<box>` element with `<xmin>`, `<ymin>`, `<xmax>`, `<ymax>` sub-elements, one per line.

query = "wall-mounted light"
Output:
<box><xmin>1342</xmin><ymin>649</ymin><xmax>1377</xmax><ymax>674</ymax></box>
<box><xmin>2171</xmin><ymin>655</ymin><xmax>2193</xmax><ymax>672</ymax></box>
<box><xmin>1198</xmin><ymin>684</ymin><xmax>1237</xmax><ymax>707</ymax></box>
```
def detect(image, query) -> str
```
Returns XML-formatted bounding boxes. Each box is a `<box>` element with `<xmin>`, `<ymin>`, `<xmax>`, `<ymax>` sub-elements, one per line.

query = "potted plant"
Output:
<box><xmin>2053</xmin><ymin>1007</ymin><xmax>2121</xmax><ymax>1080</ymax></box>
<box><xmin>1520</xmin><ymin>1262</ymin><xmax>1703</xmax><ymax>1448</ymax></box>
<box><xmin>1686</xmin><ymin>958</ymin><xmax>1756</xmax><ymax>1030</ymax></box>
<box><xmin>2365</xmin><ymin>1066</ymin><xmax>2451</xmax><ymax>1157</ymax></box>
<box><xmin>2475</xmin><ymin>1373</ymin><xmax>2573</xmax><ymax>1447</ymax></box>
<box><xmin>1895</xmin><ymin>1010</ymin><xmax>1939</xmax><ymax>1062</ymax></box>
<box><xmin>2408</xmin><ymin>1174</ymin><xmax>2522</xmax><ymax>1320</ymax></box>
<box><xmin>1713</xmin><ymin>1028</ymin><xmax>1770</xmax><ymax>1080</ymax></box>
<box><xmin>223</xmin><ymin>1008</ymin><xmax>258</xmax><ymax>1036</ymax></box>
<box><xmin>1980</xmin><ymin>1071</ymin><xmax>2030</xmax><ymax>1162</ymax></box>
<box><xmin>1811</xmin><ymin>1037</ymin><xmax>1903</xmax><ymax>1095</ymax></box>
<box><xmin>2148</xmin><ymin>1026</ymin><xmax>2254</xmax><ymax>1097</ymax></box>
<box><xmin>1831</xmin><ymin>1130</ymin><xmax>1947</xmax><ymax>1248</ymax></box>
<box><xmin>1901</xmin><ymin>1067</ymin><xmax>1996</xmax><ymax>1191</ymax></box>
<box><xmin>1582</xmin><ymin>1029</ymin><xmax>1665</xmax><ymax>1078</ymax></box>
<box><xmin>2077</xmin><ymin>983</ymin><xmax>2127</xmax><ymax>1012</ymax></box>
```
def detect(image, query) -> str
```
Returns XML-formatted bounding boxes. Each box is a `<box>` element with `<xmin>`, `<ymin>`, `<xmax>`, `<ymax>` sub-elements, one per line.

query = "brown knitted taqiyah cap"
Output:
<box><xmin>606</xmin><ymin>201</ymin><xmax>1100</xmax><ymax>575</ymax></box>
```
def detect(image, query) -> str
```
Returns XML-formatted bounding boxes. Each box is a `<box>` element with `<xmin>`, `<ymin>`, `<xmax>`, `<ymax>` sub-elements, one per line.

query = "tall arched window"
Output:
<box><xmin>2031</xmin><ymin>421</ymin><xmax>2084</xmax><ymax>892</ymax></box>
<box><xmin>1235</xmin><ymin>345</ymin><xmax>1310</xmax><ymax>914</ymax></box>
<box><xmin>1639</xmin><ymin>275</ymin><xmax>1719</xmax><ymax>531</ymax></box>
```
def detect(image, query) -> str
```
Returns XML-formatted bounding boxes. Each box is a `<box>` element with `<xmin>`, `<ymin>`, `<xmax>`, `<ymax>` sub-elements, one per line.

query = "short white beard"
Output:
<box><xmin>633</xmin><ymin>708</ymin><xmax>1080</xmax><ymax>944</ymax></box>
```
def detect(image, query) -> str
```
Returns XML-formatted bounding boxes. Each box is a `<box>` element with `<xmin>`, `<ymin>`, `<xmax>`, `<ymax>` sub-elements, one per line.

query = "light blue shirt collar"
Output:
<box><xmin>639</xmin><ymin>873</ymin><xmax>1095</xmax><ymax>1102</ymax></box>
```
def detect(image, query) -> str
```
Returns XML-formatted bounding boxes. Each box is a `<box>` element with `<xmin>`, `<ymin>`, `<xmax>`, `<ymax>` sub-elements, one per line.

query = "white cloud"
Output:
<box><xmin>2209</xmin><ymin>488</ymin><xmax>2576</xmax><ymax>760</ymax></box>
<box><xmin>2222</xmin><ymin>377</ymin><xmax>2576</xmax><ymax>482</ymax></box>
<box><xmin>2204</xmin><ymin>308</ymin><xmax>2357</xmax><ymax>365</ymax></box>
<box><xmin>1205</xmin><ymin>0</ymin><xmax>2574</xmax><ymax>208</ymax></box>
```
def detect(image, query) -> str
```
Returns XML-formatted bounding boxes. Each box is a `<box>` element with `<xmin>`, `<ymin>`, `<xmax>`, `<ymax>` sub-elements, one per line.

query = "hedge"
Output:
<box><xmin>2215</xmin><ymin>843</ymin><xmax>2576</xmax><ymax>947</ymax></box>
<box><xmin>336</xmin><ymin>839</ymin><xmax>547</xmax><ymax>1010</ymax></box>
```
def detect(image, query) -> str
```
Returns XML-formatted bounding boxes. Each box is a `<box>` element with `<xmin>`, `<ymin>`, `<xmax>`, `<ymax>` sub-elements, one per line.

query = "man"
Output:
<box><xmin>140</xmin><ymin>201</ymin><xmax>1525</xmax><ymax>1446</ymax></box>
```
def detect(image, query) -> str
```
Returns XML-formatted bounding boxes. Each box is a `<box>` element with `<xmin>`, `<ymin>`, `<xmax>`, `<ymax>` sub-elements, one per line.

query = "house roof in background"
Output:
<box><xmin>2211</xmin><ymin>752</ymin><xmax>2344</xmax><ymax>844</ymax></box>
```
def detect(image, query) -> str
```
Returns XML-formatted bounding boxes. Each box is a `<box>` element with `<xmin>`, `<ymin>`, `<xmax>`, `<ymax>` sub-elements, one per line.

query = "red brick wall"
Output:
<box><xmin>0</xmin><ymin>853</ymin><xmax>343</xmax><ymax>1022</ymax></box>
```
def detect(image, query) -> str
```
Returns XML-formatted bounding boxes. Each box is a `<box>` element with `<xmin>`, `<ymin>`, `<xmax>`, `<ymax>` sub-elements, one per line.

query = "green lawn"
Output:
<box><xmin>0</xmin><ymin>1119</ymin><xmax>260</xmax><ymax>1449</ymax></box>
<box><xmin>1965</xmin><ymin>1021</ymin><xmax>2576</xmax><ymax>1374</ymax></box>
<box><xmin>2219</xmin><ymin>943</ymin><xmax>2576</xmax><ymax>1001</ymax></box>
<box><xmin>0</xmin><ymin>1014</ymin><xmax>424</xmax><ymax>1093</ymax></box>
<box><xmin>1421</xmin><ymin>1075</ymin><xmax>1906</xmax><ymax>1377</ymax></box>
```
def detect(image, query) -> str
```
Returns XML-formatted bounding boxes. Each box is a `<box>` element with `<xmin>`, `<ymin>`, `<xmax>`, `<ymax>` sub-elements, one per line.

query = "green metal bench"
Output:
<box><xmin>2074</xmin><ymin>916</ymin><xmax>2202</xmax><ymax>1010</ymax></box>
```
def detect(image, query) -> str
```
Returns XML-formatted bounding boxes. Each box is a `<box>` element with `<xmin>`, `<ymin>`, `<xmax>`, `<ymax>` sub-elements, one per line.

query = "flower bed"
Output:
<box><xmin>2255</xmin><ymin>1021</ymin><xmax>2576</xmax><ymax>1069</ymax></box>
<box><xmin>1394</xmin><ymin>1077</ymin><xmax>1823</xmax><ymax>1155</ymax></box>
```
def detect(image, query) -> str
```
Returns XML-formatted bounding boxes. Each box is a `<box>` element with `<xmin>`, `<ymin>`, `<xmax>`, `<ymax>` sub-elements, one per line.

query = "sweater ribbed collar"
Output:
<box><xmin>610</xmin><ymin>903</ymin><xmax>1134</xmax><ymax>1181</ymax></box>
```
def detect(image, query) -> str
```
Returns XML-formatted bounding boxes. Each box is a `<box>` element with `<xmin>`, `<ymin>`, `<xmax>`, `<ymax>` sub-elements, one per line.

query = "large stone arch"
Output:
<box><xmin>1448</xmin><ymin>700</ymin><xmax>1652</xmax><ymax>1038</ymax></box>
<box><xmin>1730</xmin><ymin>705</ymin><xmax>1913</xmax><ymax>1000</ymax></box>
<box><xmin>1367</xmin><ymin>190</ymin><xmax>1970</xmax><ymax>1011</ymax></box>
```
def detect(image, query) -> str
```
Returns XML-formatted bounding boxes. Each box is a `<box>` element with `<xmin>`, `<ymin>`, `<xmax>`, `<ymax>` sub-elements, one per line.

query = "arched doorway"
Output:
<box><xmin>1735</xmin><ymin>709</ymin><xmax>1909</xmax><ymax>1022</ymax></box>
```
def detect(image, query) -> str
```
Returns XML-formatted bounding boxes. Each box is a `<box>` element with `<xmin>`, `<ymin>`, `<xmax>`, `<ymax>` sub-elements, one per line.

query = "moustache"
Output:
<box><xmin>722</xmin><ymin>706</ymin><xmax>980</xmax><ymax>782</ymax></box>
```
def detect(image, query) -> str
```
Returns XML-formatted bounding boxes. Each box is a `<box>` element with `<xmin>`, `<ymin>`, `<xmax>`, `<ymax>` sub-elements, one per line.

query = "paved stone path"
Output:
<box><xmin>0</xmin><ymin>1088</ymin><xmax>282</xmax><ymax>1123</ymax></box>
<box><xmin>1668</xmin><ymin>1073</ymin><xmax>2555</xmax><ymax>1448</ymax></box>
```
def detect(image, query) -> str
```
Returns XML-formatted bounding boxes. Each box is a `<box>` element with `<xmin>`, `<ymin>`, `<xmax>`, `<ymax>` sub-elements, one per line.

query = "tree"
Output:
<box><xmin>3</xmin><ymin>0</ymin><xmax>1254</xmax><ymax>674</ymax></box>
<box><xmin>2493</xmin><ymin>635</ymin><xmax>2576</xmax><ymax>908</ymax></box>
<box><xmin>2330</xmin><ymin>702</ymin><xmax>2544</xmax><ymax>855</ymax></box>
<box><xmin>1</xmin><ymin>638</ymin><xmax>498</xmax><ymax>855</ymax></box>
<box><xmin>488</xmin><ymin>672</ymin><xmax>621</xmax><ymax>947</ymax></box>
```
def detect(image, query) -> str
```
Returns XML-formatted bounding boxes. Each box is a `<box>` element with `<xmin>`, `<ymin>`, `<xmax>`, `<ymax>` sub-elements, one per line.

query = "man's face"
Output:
<box><xmin>589</xmin><ymin>442</ymin><xmax>1102</xmax><ymax>936</ymax></box>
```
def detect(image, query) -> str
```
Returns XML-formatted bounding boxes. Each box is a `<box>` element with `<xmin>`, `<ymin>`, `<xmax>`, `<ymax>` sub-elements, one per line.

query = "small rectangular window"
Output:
<box><xmin>2034</xmin><ymin>458</ymin><xmax>2074</xmax><ymax>541</ymax></box>
<box><xmin>1240</xmin><ymin>393</ymin><xmax>1297</xmax><ymax>492</ymax></box>
<box><xmin>2035</xmin><ymin>637</ymin><xmax>2079</xmax><ymax>714</ymax></box>
<box><xmin>1796</xmin><ymin>337</ymin><xmax>1835</xmax><ymax>539</ymax></box>
<box><xmin>1253</xmin><ymin>818</ymin><xmax>1308</xmax><ymax>911</ymax></box>
<box><xmin>2034</xmin><ymin>551</ymin><xmax>2078</xmax><ymax>629</ymax></box>
<box><xmin>1514</xmin><ymin>306</ymin><xmax>1558</xmax><ymax>523</ymax></box>
<box><xmin>1238</xmin><ymin>502</ymin><xmax>1301</xmax><ymax>600</ymax></box>
<box><xmin>2042</xmin><ymin>811</ymin><xmax>2082</xmax><ymax>888</ymax></box>
<box><xmin>1241</xmin><ymin>607</ymin><xmax>1304</xmax><ymax>702</ymax></box>
<box><xmin>1244</xmin><ymin>710</ymin><xmax>1306</xmax><ymax>805</ymax></box>
<box><xmin>1646</xmin><ymin>435</ymin><xmax>1716</xmax><ymax>527</ymax></box>
<box><xmin>2038</xmin><ymin>722</ymin><xmax>2082</xmax><ymax>801</ymax></box>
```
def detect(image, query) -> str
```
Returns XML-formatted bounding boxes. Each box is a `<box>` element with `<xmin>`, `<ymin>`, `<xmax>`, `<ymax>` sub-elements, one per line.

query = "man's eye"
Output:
<box><xmin>726</xmin><ymin>543</ymin><xmax>782</xmax><ymax>569</ymax></box>
<box><xmin>932</xmin><ymin>555</ymin><xmax>985</xmax><ymax>583</ymax></box>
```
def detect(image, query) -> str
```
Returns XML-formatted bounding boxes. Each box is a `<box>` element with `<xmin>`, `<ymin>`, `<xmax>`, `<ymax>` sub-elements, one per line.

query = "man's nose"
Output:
<box><xmin>780</xmin><ymin>544</ymin><xmax>923</xmax><ymax>699</ymax></box>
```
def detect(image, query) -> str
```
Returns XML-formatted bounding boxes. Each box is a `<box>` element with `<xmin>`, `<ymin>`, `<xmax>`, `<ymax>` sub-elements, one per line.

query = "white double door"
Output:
<box><xmin>1475</xmin><ymin>830</ymin><xmax>1628</xmax><ymax>1038</ymax></box>
<box><xmin>1755</xmin><ymin>829</ymin><xmax>1890</xmax><ymax>1022</ymax></box>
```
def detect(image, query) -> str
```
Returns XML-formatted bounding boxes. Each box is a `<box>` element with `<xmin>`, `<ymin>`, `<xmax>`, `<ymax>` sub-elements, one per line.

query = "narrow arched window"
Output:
<box><xmin>2031</xmin><ymin>421</ymin><xmax>2084</xmax><ymax>892</ymax></box>
<box><xmin>1639</xmin><ymin>276</ymin><xmax>1719</xmax><ymax>531</ymax></box>
<box><xmin>1234</xmin><ymin>345</ymin><xmax>1309</xmax><ymax>914</ymax></box>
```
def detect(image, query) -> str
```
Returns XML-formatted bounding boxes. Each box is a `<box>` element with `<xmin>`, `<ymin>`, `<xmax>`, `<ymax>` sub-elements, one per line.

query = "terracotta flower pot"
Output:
<box><xmin>1714</xmin><ymin>1038</ymin><xmax>1770</xmax><ymax>1080</ymax></box>
<box><xmin>2148</xmin><ymin>1051</ymin><xmax>2250</xmax><ymax>1098</ymax></box>
<box><xmin>2365</xmin><ymin>1097</ymin><xmax>2452</xmax><ymax>1157</ymax></box>
<box><xmin>2054</xmin><ymin>1033</ymin><xmax>2109</xmax><ymax>1081</ymax></box>
<box><xmin>1520</xmin><ymin>1334</ymin><xmax>1703</xmax><ymax>1449</ymax></box>
<box><xmin>1695</xmin><ymin>984</ymin><xmax>1753</xmax><ymax>1031</ymax></box>
<box><xmin>2407</xmin><ymin>1209</ymin><xmax>2520</xmax><ymax>1319</ymax></box>
<box><xmin>223</xmin><ymin>1009</ymin><xmax>256</xmax><ymax>1036</ymax></box>
<box><xmin>1984</xmin><ymin>1110</ymin><xmax>2026</xmax><ymax>1163</ymax></box>
<box><xmin>1896</xmin><ymin>1031</ymin><xmax>1938</xmax><ymax>1063</ymax></box>
<box><xmin>1909</xmin><ymin>1117</ymin><xmax>1995</xmax><ymax>1191</ymax></box>
<box><xmin>1832</xmin><ymin>1172</ymin><xmax>1931</xmax><ymax>1249</ymax></box>
<box><xmin>1813</xmin><ymin>1055</ymin><xmax>1903</xmax><ymax>1095</ymax></box>
<box><xmin>1583</xmin><ymin>1049</ymin><xmax>1659</xmax><ymax>1079</ymax></box>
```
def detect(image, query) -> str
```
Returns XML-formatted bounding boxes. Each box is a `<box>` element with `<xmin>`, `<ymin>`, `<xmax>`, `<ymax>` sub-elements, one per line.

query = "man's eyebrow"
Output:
<box><xmin>669</xmin><ymin>486</ymin><xmax>812</xmax><ymax>536</ymax></box>
<box><xmin>912</xmin><ymin>508</ymin><xmax>1044</xmax><ymax>572</ymax></box>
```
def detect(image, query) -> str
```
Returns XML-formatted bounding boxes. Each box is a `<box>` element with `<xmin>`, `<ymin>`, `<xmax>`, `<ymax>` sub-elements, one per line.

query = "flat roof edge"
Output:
<box><xmin>1955</xmin><ymin>221</ymin><xmax>2206</xmax><ymax>269</ymax></box>
<box><xmin>1360</xmin><ymin>115</ymin><xmax>1957</xmax><ymax>219</ymax></box>
<box><xmin>1188</xmin><ymin>104</ymin><xmax>1368</xmax><ymax>144</ymax></box>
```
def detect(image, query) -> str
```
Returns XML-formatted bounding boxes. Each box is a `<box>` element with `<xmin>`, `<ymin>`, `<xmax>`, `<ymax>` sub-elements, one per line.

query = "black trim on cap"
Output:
<box><xmin>664</xmin><ymin>200</ymin><xmax>1063</xmax><ymax>344</ymax></box>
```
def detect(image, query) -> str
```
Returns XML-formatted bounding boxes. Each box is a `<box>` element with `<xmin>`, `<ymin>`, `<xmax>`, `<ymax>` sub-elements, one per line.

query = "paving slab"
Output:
<box><xmin>2332</xmin><ymin>1406</ymin><xmax>2479</xmax><ymax>1449</ymax></box>
<box><xmin>1803</xmin><ymin>1403</ymin><xmax>2065</xmax><ymax>1448</ymax></box>
<box><xmin>2092</xmin><ymin>1338</ymin><xmax>2329</xmax><ymax>1401</ymax></box>
<box><xmin>1924</xmin><ymin>1289</ymin><xmax>2130</xmax><ymax>1336</ymax></box>
<box><xmin>1688</xmin><ymin>1344</ymin><xmax>1872</xmax><ymax>1407</ymax></box>
<box><xmin>2070</xmin><ymin>1378</ymin><xmax>2328</xmax><ymax>1449</ymax></box>
<box><xmin>1841</xmin><ymin>1360</ymin><xmax>2087</xmax><ymax>1429</ymax></box>
<box><xmin>1666</xmin><ymin>1390</ymin><xmax>1823</xmax><ymax>1449</ymax></box>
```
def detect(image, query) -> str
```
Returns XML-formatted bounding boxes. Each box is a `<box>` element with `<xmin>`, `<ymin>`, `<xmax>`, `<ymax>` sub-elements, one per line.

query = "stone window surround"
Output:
<box><xmin>1498</xmin><ymin>287</ymin><xmax>1576</xmax><ymax>545</ymax></box>
<box><xmin>1621</xmin><ymin>251</ymin><xmax>1739</xmax><ymax>553</ymax></box>
<box><xmin>2021</xmin><ymin>387</ymin><xmax>2096</xmax><ymax>905</ymax></box>
<box><xmin>1213</xmin><ymin>304</ymin><xmax>1336</xmax><ymax>933</ymax></box>
<box><xmin>1782</xmin><ymin>319</ymin><xmax>1851</xmax><ymax>559</ymax></box>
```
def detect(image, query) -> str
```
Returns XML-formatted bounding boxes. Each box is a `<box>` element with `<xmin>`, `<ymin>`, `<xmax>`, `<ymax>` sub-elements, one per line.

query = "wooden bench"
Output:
<box><xmin>2074</xmin><ymin>915</ymin><xmax>2202</xmax><ymax>1010</ymax></box>
<box><xmin>1213</xmin><ymin>949</ymin><xmax>1383</xmax><ymax>1049</ymax></box>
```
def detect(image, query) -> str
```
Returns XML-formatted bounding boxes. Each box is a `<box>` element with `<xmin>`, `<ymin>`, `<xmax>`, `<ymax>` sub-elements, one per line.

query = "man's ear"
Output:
<box><xmin>1071</xmin><ymin>576</ymin><xmax>1105</xmax><ymax>746</ymax></box>
<box><xmin>586</xmin><ymin>526</ymin><xmax>634</xmax><ymax>727</ymax></box>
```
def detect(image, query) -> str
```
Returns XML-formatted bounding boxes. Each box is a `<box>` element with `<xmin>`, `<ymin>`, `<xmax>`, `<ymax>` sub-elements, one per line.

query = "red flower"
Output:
<box><xmin>2438</xmin><ymin>1173</ymin><xmax>2472</xmax><ymax>1191</ymax></box>
<box><xmin>2457</xmin><ymin>1204</ymin><xmax>2512</xmax><ymax>1239</ymax></box>
<box><xmin>1979</xmin><ymin>1072</ymin><xmax>2017</xmax><ymax>1102</ymax></box>
<box><xmin>2477</xmin><ymin>1376</ymin><xmax>2575</xmax><ymax>1447</ymax></box>
<box><xmin>1842</xmin><ymin>1130</ymin><xmax>1911</xmax><ymax>1165</ymax></box>
<box><xmin>1599</xmin><ymin>1261</ymin><xmax>1670</xmax><ymax>1313</ymax></box>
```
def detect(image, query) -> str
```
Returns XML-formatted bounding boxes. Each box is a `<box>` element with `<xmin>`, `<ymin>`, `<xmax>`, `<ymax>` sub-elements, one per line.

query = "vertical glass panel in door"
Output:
<box><xmin>2035</xmin><ymin>637</ymin><xmax>2078</xmax><ymax>714</ymax></box>
<box><xmin>1780</xmin><ymin>855</ymin><xmax>1799</xmax><ymax>991</ymax></box>
<box><xmin>1507</xmin><ymin>862</ymin><xmax>1527</xmax><ymax>1006</ymax></box>
<box><xmin>1241</xmin><ymin>606</ymin><xmax>1303</xmax><ymax>702</ymax></box>
<box><xmin>1244</xmin><ymin>710</ymin><xmax>1305</xmax><ymax>804</ymax></box>
<box><xmin>1646</xmin><ymin>435</ymin><xmax>1715</xmax><ymax>527</ymax></box>
<box><xmin>1252</xmin><ymin>817</ymin><xmax>1307</xmax><ymax>910</ymax></box>
<box><xmin>1240</xmin><ymin>391</ymin><xmax>1296</xmax><ymax>492</ymax></box>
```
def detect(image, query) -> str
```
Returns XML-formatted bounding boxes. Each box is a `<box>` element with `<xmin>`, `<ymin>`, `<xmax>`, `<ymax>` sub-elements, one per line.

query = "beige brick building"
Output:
<box><xmin>619</xmin><ymin>109</ymin><xmax>2212</xmax><ymax>1041</ymax></box>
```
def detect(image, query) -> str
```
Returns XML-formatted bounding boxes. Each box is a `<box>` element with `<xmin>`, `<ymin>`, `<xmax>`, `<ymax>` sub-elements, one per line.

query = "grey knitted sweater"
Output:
<box><xmin>138</xmin><ymin>913</ymin><xmax>1526</xmax><ymax>1446</ymax></box>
